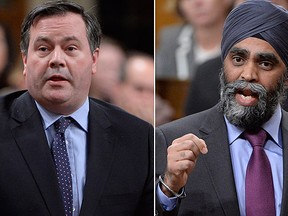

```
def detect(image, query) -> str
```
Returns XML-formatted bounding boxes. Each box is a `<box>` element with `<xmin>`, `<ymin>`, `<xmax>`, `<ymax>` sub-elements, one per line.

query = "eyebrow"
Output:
<box><xmin>34</xmin><ymin>35</ymin><xmax>81</xmax><ymax>44</ymax></box>
<box><xmin>229</xmin><ymin>46</ymin><xmax>281</xmax><ymax>64</ymax></box>
<box><xmin>34</xmin><ymin>36</ymin><xmax>50</xmax><ymax>43</ymax></box>
<box><xmin>256</xmin><ymin>53</ymin><xmax>279</xmax><ymax>64</ymax></box>
<box><xmin>229</xmin><ymin>47</ymin><xmax>249</xmax><ymax>57</ymax></box>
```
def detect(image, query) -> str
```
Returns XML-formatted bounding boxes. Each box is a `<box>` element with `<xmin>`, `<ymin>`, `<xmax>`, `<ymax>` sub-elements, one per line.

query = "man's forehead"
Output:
<box><xmin>29</xmin><ymin>13</ymin><xmax>86</xmax><ymax>38</ymax></box>
<box><xmin>226</xmin><ymin>37</ymin><xmax>286</xmax><ymax>67</ymax></box>
<box><xmin>31</xmin><ymin>12</ymin><xmax>84</xmax><ymax>29</ymax></box>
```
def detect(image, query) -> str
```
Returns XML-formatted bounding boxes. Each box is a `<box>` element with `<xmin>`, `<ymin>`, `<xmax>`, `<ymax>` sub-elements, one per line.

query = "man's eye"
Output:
<box><xmin>39</xmin><ymin>47</ymin><xmax>48</xmax><ymax>52</ymax></box>
<box><xmin>67</xmin><ymin>46</ymin><xmax>77</xmax><ymax>51</ymax></box>
<box><xmin>232</xmin><ymin>56</ymin><xmax>244</xmax><ymax>65</ymax></box>
<box><xmin>260</xmin><ymin>61</ymin><xmax>273</xmax><ymax>70</ymax></box>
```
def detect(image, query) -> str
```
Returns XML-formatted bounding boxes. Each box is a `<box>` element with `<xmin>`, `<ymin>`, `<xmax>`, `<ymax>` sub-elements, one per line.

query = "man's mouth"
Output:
<box><xmin>49</xmin><ymin>75</ymin><xmax>68</xmax><ymax>82</ymax></box>
<box><xmin>235</xmin><ymin>89</ymin><xmax>259</xmax><ymax>106</ymax></box>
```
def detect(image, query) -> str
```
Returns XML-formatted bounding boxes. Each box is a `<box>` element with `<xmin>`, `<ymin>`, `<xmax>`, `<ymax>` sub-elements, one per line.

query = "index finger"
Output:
<box><xmin>173</xmin><ymin>133</ymin><xmax>208</xmax><ymax>154</ymax></box>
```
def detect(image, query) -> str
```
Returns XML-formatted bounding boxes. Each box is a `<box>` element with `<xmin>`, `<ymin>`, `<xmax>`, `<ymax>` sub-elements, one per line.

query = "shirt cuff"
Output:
<box><xmin>157</xmin><ymin>183</ymin><xmax>178</xmax><ymax>211</ymax></box>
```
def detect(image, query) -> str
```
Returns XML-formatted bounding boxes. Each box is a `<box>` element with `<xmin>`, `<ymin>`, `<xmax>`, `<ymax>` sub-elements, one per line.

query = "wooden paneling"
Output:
<box><xmin>157</xmin><ymin>79</ymin><xmax>190</xmax><ymax>120</ymax></box>
<box><xmin>156</xmin><ymin>0</ymin><xmax>181</xmax><ymax>47</ymax></box>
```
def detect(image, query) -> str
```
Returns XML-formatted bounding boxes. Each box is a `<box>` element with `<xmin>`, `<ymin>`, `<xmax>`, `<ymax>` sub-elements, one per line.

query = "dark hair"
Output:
<box><xmin>20</xmin><ymin>0</ymin><xmax>101</xmax><ymax>55</ymax></box>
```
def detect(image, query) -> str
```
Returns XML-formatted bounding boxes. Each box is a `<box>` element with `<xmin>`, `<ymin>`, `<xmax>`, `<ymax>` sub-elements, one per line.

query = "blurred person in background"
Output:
<box><xmin>114</xmin><ymin>52</ymin><xmax>154</xmax><ymax>125</ymax></box>
<box><xmin>156</xmin><ymin>0</ymin><xmax>234</xmax><ymax>80</ymax></box>
<box><xmin>184</xmin><ymin>56</ymin><xmax>221</xmax><ymax>115</ymax></box>
<box><xmin>89</xmin><ymin>36</ymin><xmax>126</xmax><ymax>103</ymax></box>
<box><xmin>0</xmin><ymin>22</ymin><xmax>19</xmax><ymax>94</ymax></box>
<box><xmin>5</xmin><ymin>58</ymin><xmax>26</xmax><ymax>93</ymax></box>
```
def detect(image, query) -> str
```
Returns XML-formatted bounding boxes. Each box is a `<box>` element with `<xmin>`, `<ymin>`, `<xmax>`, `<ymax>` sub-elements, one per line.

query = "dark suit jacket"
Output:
<box><xmin>184</xmin><ymin>56</ymin><xmax>221</xmax><ymax>115</ymax></box>
<box><xmin>156</xmin><ymin>105</ymin><xmax>288</xmax><ymax>216</ymax></box>
<box><xmin>0</xmin><ymin>91</ymin><xmax>154</xmax><ymax>216</ymax></box>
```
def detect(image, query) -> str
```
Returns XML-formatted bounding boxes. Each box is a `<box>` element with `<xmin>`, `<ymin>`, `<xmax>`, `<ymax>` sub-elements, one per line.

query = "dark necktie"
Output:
<box><xmin>51</xmin><ymin>117</ymin><xmax>73</xmax><ymax>216</ymax></box>
<box><xmin>244</xmin><ymin>129</ymin><xmax>275</xmax><ymax>216</ymax></box>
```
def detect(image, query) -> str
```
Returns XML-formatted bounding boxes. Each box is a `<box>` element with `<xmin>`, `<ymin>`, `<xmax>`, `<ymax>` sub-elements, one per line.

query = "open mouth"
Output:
<box><xmin>235</xmin><ymin>88</ymin><xmax>259</xmax><ymax>106</ymax></box>
<box><xmin>49</xmin><ymin>75</ymin><xmax>67</xmax><ymax>82</ymax></box>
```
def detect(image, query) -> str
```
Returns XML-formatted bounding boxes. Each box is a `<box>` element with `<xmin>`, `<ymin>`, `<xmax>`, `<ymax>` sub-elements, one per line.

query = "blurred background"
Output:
<box><xmin>156</xmin><ymin>0</ymin><xmax>234</xmax><ymax>125</ymax></box>
<box><xmin>0</xmin><ymin>0</ymin><xmax>153</xmax><ymax>54</ymax></box>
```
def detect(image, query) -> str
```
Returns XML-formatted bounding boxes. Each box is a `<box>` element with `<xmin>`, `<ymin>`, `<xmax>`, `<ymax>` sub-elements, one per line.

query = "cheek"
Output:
<box><xmin>23</xmin><ymin>65</ymin><xmax>41</xmax><ymax>85</ymax></box>
<box><xmin>223</xmin><ymin>65</ymin><xmax>241</xmax><ymax>83</ymax></box>
<box><xmin>258</xmin><ymin>76</ymin><xmax>280</xmax><ymax>92</ymax></box>
<box><xmin>22</xmin><ymin>69</ymin><xmax>33</xmax><ymax>87</ymax></box>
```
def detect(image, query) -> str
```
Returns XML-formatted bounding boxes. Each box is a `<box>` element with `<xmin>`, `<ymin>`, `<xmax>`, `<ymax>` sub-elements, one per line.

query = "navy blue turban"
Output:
<box><xmin>221</xmin><ymin>0</ymin><xmax>288</xmax><ymax>67</ymax></box>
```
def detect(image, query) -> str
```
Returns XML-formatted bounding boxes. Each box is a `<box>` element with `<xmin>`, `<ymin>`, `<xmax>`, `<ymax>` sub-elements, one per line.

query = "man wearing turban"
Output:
<box><xmin>156</xmin><ymin>1</ymin><xmax>288</xmax><ymax>215</ymax></box>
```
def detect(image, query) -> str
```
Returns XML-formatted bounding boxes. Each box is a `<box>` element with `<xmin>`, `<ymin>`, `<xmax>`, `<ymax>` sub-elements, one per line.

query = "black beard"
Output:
<box><xmin>218</xmin><ymin>69</ymin><xmax>286</xmax><ymax>130</ymax></box>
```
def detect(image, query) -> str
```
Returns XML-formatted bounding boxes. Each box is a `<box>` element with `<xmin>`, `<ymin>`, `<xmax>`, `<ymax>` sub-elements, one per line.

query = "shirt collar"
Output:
<box><xmin>35</xmin><ymin>98</ymin><xmax>89</xmax><ymax>132</ymax></box>
<box><xmin>225</xmin><ymin>104</ymin><xmax>282</xmax><ymax>147</ymax></box>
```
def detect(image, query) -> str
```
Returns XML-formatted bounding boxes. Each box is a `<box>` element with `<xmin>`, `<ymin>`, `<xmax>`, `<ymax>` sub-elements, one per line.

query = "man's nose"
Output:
<box><xmin>240</xmin><ymin>61</ymin><xmax>259</xmax><ymax>82</ymax></box>
<box><xmin>49</xmin><ymin>47</ymin><xmax>66</xmax><ymax>68</ymax></box>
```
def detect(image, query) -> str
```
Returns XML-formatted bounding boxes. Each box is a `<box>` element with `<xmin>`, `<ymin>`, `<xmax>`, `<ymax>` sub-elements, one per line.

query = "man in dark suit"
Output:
<box><xmin>184</xmin><ymin>56</ymin><xmax>221</xmax><ymax>115</ymax></box>
<box><xmin>156</xmin><ymin>1</ymin><xmax>288</xmax><ymax>215</ymax></box>
<box><xmin>0</xmin><ymin>1</ymin><xmax>153</xmax><ymax>215</ymax></box>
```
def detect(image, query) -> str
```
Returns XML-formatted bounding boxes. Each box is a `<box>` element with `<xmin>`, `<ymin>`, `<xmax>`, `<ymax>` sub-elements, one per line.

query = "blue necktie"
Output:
<box><xmin>51</xmin><ymin>117</ymin><xmax>73</xmax><ymax>216</ymax></box>
<box><xmin>244</xmin><ymin>129</ymin><xmax>275</xmax><ymax>216</ymax></box>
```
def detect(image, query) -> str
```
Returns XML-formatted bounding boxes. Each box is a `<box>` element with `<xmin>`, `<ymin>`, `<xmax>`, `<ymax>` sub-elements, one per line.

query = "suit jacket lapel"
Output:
<box><xmin>80</xmin><ymin>100</ymin><xmax>117</xmax><ymax>216</ymax></box>
<box><xmin>280</xmin><ymin>110</ymin><xmax>288</xmax><ymax>216</ymax></box>
<box><xmin>9</xmin><ymin>92</ymin><xmax>64</xmax><ymax>216</ymax></box>
<box><xmin>199</xmin><ymin>108</ymin><xmax>240</xmax><ymax>216</ymax></box>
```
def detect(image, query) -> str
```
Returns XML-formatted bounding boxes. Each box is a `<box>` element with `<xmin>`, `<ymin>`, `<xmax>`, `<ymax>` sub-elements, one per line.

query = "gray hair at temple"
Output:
<box><xmin>20</xmin><ymin>0</ymin><xmax>102</xmax><ymax>56</ymax></box>
<box><xmin>221</xmin><ymin>0</ymin><xmax>288</xmax><ymax>67</ymax></box>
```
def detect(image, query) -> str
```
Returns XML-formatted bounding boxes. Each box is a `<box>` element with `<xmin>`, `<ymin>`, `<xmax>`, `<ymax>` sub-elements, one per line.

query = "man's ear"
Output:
<box><xmin>92</xmin><ymin>48</ymin><xmax>99</xmax><ymax>75</ymax></box>
<box><xmin>22</xmin><ymin>53</ymin><xmax>27</xmax><ymax>77</ymax></box>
